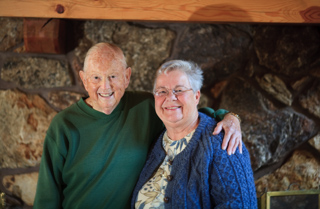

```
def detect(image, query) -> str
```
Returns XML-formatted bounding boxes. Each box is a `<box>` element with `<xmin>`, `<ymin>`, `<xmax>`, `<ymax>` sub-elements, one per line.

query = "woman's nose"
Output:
<box><xmin>166</xmin><ymin>90</ymin><xmax>177</xmax><ymax>100</ymax></box>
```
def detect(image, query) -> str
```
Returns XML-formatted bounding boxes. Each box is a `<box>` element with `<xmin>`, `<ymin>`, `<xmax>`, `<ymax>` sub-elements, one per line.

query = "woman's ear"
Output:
<box><xmin>195</xmin><ymin>90</ymin><xmax>201</xmax><ymax>105</ymax></box>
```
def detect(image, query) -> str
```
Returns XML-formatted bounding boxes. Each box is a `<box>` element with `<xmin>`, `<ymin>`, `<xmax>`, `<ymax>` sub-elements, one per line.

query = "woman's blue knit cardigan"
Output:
<box><xmin>131</xmin><ymin>112</ymin><xmax>257</xmax><ymax>209</ymax></box>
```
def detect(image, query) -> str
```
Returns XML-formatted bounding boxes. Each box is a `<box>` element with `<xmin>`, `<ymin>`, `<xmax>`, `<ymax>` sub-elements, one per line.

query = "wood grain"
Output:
<box><xmin>0</xmin><ymin>0</ymin><xmax>320</xmax><ymax>23</ymax></box>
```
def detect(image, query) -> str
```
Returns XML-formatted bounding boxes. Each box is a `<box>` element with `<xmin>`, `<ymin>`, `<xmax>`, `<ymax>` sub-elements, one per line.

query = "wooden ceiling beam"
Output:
<box><xmin>0</xmin><ymin>0</ymin><xmax>320</xmax><ymax>23</ymax></box>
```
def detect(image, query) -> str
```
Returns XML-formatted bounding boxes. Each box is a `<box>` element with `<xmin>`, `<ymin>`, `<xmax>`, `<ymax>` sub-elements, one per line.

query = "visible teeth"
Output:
<box><xmin>100</xmin><ymin>93</ymin><xmax>113</xmax><ymax>97</ymax></box>
<box><xmin>166</xmin><ymin>107</ymin><xmax>179</xmax><ymax>110</ymax></box>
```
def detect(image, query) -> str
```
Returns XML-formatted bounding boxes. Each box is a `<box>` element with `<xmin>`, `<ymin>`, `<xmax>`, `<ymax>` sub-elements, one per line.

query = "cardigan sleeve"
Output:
<box><xmin>209</xmin><ymin>144</ymin><xmax>257</xmax><ymax>208</ymax></box>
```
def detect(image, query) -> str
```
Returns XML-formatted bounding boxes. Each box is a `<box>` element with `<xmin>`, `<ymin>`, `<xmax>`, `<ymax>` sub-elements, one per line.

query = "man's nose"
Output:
<box><xmin>102</xmin><ymin>77</ymin><xmax>111</xmax><ymax>89</ymax></box>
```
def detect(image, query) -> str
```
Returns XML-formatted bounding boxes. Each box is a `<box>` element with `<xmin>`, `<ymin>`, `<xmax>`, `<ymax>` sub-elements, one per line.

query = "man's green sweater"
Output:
<box><xmin>34</xmin><ymin>91</ymin><xmax>164</xmax><ymax>209</ymax></box>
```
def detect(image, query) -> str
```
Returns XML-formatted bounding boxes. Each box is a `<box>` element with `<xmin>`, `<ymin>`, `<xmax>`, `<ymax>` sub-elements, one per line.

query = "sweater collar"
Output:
<box><xmin>154</xmin><ymin>112</ymin><xmax>213</xmax><ymax>156</ymax></box>
<box><xmin>77</xmin><ymin>93</ymin><xmax>126</xmax><ymax>119</ymax></box>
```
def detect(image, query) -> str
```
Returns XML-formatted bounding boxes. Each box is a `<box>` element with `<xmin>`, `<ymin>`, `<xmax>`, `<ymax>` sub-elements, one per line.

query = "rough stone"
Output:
<box><xmin>171</xmin><ymin>24</ymin><xmax>252</xmax><ymax>88</ymax></box>
<box><xmin>74</xmin><ymin>21</ymin><xmax>175</xmax><ymax>92</ymax></box>
<box><xmin>73</xmin><ymin>38</ymin><xmax>92</xmax><ymax>71</ymax></box>
<box><xmin>299</xmin><ymin>81</ymin><xmax>320</xmax><ymax>119</ymax></box>
<box><xmin>310</xmin><ymin>57</ymin><xmax>320</xmax><ymax>78</ymax></box>
<box><xmin>256</xmin><ymin>74</ymin><xmax>292</xmax><ymax>106</ymax></box>
<box><xmin>48</xmin><ymin>91</ymin><xmax>86</xmax><ymax>111</ymax></box>
<box><xmin>1</xmin><ymin>57</ymin><xmax>72</xmax><ymax>89</ymax></box>
<box><xmin>311</xmin><ymin>67</ymin><xmax>320</xmax><ymax>78</ymax></box>
<box><xmin>0</xmin><ymin>18</ymin><xmax>23</xmax><ymax>51</ymax></box>
<box><xmin>210</xmin><ymin>80</ymin><xmax>229</xmax><ymax>99</ymax></box>
<box><xmin>253</xmin><ymin>25</ymin><xmax>320</xmax><ymax>76</ymax></box>
<box><xmin>219</xmin><ymin>77</ymin><xmax>318</xmax><ymax>171</ymax></box>
<box><xmin>13</xmin><ymin>44</ymin><xmax>26</xmax><ymax>53</ymax></box>
<box><xmin>255</xmin><ymin>150</ymin><xmax>320</xmax><ymax>194</ymax></box>
<box><xmin>0</xmin><ymin>90</ymin><xmax>56</xmax><ymax>168</ymax></box>
<box><xmin>291</xmin><ymin>76</ymin><xmax>311</xmax><ymax>91</ymax></box>
<box><xmin>309</xmin><ymin>134</ymin><xmax>320</xmax><ymax>152</ymax></box>
<box><xmin>69</xmin><ymin>51</ymin><xmax>86</xmax><ymax>85</ymax></box>
<box><xmin>198</xmin><ymin>94</ymin><xmax>209</xmax><ymax>109</ymax></box>
<box><xmin>3</xmin><ymin>172</ymin><xmax>38</xmax><ymax>206</ymax></box>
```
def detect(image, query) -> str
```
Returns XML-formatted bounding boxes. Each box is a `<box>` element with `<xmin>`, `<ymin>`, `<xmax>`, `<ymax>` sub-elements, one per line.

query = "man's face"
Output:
<box><xmin>80</xmin><ymin>57</ymin><xmax>131</xmax><ymax>115</ymax></box>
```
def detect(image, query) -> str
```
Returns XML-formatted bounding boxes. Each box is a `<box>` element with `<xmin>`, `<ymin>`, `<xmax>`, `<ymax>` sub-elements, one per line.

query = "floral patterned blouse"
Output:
<box><xmin>135</xmin><ymin>130</ymin><xmax>195</xmax><ymax>209</ymax></box>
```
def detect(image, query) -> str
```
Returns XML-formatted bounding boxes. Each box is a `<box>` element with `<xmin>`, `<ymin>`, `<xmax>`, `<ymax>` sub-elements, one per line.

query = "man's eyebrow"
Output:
<box><xmin>155</xmin><ymin>86</ymin><xmax>166</xmax><ymax>89</ymax></box>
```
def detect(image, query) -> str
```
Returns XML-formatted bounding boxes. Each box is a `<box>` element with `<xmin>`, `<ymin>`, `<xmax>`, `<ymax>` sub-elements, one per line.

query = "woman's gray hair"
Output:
<box><xmin>153</xmin><ymin>60</ymin><xmax>203</xmax><ymax>92</ymax></box>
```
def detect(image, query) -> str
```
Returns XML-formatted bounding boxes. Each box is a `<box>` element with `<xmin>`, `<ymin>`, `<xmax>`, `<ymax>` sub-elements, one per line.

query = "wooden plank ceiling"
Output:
<box><xmin>0</xmin><ymin>0</ymin><xmax>320</xmax><ymax>23</ymax></box>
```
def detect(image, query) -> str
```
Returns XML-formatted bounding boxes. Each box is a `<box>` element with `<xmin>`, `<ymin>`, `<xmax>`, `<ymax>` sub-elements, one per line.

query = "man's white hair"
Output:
<box><xmin>83</xmin><ymin>42</ymin><xmax>127</xmax><ymax>72</ymax></box>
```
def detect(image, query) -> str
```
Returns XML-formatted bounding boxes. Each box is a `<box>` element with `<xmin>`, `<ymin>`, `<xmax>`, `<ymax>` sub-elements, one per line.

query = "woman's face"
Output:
<box><xmin>154</xmin><ymin>70</ymin><xmax>200</xmax><ymax>128</ymax></box>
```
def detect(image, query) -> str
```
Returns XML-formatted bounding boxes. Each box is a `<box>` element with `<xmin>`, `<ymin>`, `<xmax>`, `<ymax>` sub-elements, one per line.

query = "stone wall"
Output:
<box><xmin>0</xmin><ymin>18</ymin><xmax>319</xmax><ymax>208</ymax></box>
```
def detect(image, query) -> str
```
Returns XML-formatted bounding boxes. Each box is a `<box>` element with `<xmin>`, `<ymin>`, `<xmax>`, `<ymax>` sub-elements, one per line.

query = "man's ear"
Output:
<box><xmin>79</xmin><ymin>71</ymin><xmax>88</xmax><ymax>90</ymax></box>
<box><xmin>124</xmin><ymin>67</ymin><xmax>132</xmax><ymax>88</ymax></box>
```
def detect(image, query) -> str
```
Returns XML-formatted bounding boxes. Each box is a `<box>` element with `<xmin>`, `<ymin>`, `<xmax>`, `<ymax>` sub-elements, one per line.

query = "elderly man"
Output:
<box><xmin>33</xmin><ymin>43</ymin><xmax>242</xmax><ymax>209</ymax></box>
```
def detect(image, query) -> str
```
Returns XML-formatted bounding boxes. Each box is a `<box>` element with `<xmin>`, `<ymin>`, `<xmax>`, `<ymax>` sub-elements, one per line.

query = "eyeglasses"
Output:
<box><xmin>154</xmin><ymin>86</ymin><xmax>193</xmax><ymax>97</ymax></box>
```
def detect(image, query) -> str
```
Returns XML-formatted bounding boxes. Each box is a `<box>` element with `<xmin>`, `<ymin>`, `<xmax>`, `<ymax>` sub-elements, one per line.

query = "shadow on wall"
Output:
<box><xmin>188</xmin><ymin>4</ymin><xmax>253</xmax><ymax>23</ymax></box>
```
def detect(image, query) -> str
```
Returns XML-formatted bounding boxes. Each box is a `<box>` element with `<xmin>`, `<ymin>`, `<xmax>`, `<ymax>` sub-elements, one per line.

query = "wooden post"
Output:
<box><xmin>23</xmin><ymin>18</ymin><xmax>66</xmax><ymax>54</ymax></box>
<box><xmin>1</xmin><ymin>0</ymin><xmax>320</xmax><ymax>23</ymax></box>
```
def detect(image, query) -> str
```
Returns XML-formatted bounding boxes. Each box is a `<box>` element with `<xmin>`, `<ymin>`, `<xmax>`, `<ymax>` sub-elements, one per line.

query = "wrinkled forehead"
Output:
<box><xmin>86</xmin><ymin>52</ymin><xmax>125</xmax><ymax>73</ymax></box>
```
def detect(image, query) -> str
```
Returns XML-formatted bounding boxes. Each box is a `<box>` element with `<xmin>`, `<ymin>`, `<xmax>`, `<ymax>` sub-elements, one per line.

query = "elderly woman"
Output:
<box><xmin>131</xmin><ymin>60</ymin><xmax>257</xmax><ymax>208</ymax></box>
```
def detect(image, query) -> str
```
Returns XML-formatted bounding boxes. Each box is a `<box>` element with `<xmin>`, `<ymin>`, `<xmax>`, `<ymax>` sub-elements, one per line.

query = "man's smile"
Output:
<box><xmin>99</xmin><ymin>92</ymin><xmax>114</xmax><ymax>97</ymax></box>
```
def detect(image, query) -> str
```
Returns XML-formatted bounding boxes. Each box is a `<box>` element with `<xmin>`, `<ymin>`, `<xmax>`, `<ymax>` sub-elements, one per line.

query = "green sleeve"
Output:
<box><xmin>33</xmin><ymin>134</ymin><xmax>64</xmax><ymax>209</ymax></box>
<box><xmin>198</xmin><ymin>107</ymin><xmax>229</xmax><ymax>121</ymax></box>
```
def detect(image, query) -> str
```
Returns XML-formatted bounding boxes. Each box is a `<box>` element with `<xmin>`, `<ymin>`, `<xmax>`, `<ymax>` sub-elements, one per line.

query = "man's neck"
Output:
<box><xmin>83</xmin><ymin>97</ymin><xmax>115</xmax><ymax>115</ymax></box>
